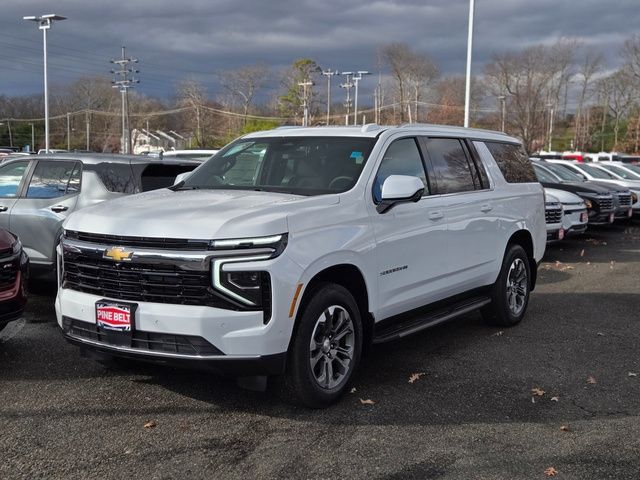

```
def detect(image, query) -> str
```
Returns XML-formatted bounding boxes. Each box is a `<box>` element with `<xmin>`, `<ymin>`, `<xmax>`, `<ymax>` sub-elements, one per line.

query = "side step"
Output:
<box><xmin>372</xmin><ymin>296</ymin><xmax>491</xmax><ymax>344</ymax></box>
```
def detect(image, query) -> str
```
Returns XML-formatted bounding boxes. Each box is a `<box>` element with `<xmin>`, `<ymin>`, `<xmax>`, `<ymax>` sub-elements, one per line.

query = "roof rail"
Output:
<box><xmin>361</xmin><ymin>123</ymin><xmax>383</xmax><ymax>133</ymax></box>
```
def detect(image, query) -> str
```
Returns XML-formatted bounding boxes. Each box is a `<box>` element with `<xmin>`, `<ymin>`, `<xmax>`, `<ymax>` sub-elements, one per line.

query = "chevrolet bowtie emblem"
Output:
<box><xmin>103</xmin><ymin>246</ymin><xmax>133</xmax><ymax>262</ymax></box>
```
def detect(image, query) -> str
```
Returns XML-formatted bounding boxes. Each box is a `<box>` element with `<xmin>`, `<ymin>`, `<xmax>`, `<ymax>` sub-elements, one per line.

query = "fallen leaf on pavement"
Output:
<box><xmin>531</xmin><ymin>387</ymin><xmax>545</xmax><ymax>396</ymax></box>
<box><xmin>551</xmin><ymin>396</ymin><xmax>559</xmax><ymax>402</ymax></box>
<box><xmin>560</xmin><ymin>425</ymin><xmax>570</xmax><ymax>432</ymax></box>
<box><xmin>610</xmin><ymin>261</ymin><xmax>615</xmax><ymax>269</ymax></box>
<box><xmin>492</xmin><ymin>330</ymin><xmax>504</xmax><ymax>336</ymax></box>
<box><xmin>628</xmin><ymin>372</ymin><xmax>638</xmax><ymax>377</ymax></box>
<box><xmin>544</xmin><ymin>466</ymin><xmax>558</xmax><ymax>477</ymax></box>
<box><xmin>587</xmin><ymin>376</ymin><xmax>597</xmax><ymax>385</ymax></box>
<box><xmin>580</xmin><ymin>249</ymin><xmax>585</xmax><ymax>257</ymax></box>
<box><xmin>143</xmin><ymin>420</ymin><xmax>156</xmax><ymax>429</ymax></box>
<box><xmin>350</xmin><ymin>387</ymin><xmax>357</xmax><ymax>393</ymax></box>
<box><xmin>359</xmin><ymin>398</ymin><xmax>376</xmax><ymax>405</ymax></box>
<box><xmin>408</xmin><ymin>372</ymin><xmax>426</xmax><ymax>383</ymax></box>
<box><xmin>596</xmin><ymin>332</ymin><xmax>605</xmax><ymax>336</ymax></box>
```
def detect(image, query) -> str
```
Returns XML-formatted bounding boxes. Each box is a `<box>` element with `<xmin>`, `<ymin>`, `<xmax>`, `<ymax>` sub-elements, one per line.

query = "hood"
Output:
<box><xmin>539</xmin><ymin>180</ymin><xmax>612</xmax><ymax>196</ymax></box>
<box><xmin>588</xmin><ymin>180</ymin><xmax>638</xmax><ymax>193</ymax></box>
<box><xmin>544</xmin><ymin>192</ymin><xmax>560</xmax><ymax>206</ymax></box>
<box><xmin>544</xmin><ymin>188</ymin><xmax>584</xmax><ymax>205</ymax></box>
<box><xmin>64</xmin><ymin>188</ymin><xmax>339</xmax><ymax>239</ymax></box>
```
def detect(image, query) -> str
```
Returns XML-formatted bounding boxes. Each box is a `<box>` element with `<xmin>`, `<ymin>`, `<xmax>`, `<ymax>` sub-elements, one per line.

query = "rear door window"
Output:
<box><xmin>139</xmin><ymin>164</ymin><xmax>198</xmax><ymax>191</ymax></box>
<box><xmin>95</xmin><ymin>163</ymin><xmax>137</xmax><ymax>193</ymax></box>
<box><xmin>26</xmin><ymin>161</ymin><xmax>82</xmax><ymax>199</ymax></box>
<box><xmin>422</xmin><ymin>138</ymin><xmax>476</xmax><ymax>194</ymax></box>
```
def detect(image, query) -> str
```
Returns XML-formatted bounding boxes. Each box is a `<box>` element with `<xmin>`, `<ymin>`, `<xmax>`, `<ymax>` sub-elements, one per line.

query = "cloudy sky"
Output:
<box><xmin>1</xmin><ymin>0</ymin><xmax>638</xmax><ymax>103</ymax></box>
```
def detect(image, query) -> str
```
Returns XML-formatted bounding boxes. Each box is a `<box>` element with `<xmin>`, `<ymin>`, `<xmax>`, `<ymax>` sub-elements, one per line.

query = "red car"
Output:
<box><xmin>0</xmin><ymin>229</ymin><xmax>28</xmax><ymax>332</ymax></box>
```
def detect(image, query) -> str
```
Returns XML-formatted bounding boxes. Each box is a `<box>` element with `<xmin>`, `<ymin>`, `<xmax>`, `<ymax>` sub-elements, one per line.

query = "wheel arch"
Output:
<box><xmin>506</xmin><ymin>229</ymin><xmax>537</xmax><ymax>290</ymax></box>
<box><xmin>290</xmin><ymin>263</ymin><xmax>374</xmax><ymax>354</ymax></box>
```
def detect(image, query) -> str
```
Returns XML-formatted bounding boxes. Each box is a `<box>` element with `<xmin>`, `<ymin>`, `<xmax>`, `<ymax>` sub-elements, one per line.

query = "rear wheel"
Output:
<box><xmin>482</xmin><ymin>244</ymin><xmax>531</xmax><ymax>327</ymax></box>
<box><xmin>280</xmin><ymin>283</ymin><xmax>362</xmax><ymax>408</ymax></box>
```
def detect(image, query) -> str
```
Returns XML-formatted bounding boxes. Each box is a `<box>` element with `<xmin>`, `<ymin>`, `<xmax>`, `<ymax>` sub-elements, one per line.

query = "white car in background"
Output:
<box><xmin>545</xmin><ymin>188</ymin><xmax>588</xmax><ymax>236</ymax></box>
<box><xmin>544</xmin><ymin>192</ymin><xmax>564</xmax><ymax>242</ymax></box>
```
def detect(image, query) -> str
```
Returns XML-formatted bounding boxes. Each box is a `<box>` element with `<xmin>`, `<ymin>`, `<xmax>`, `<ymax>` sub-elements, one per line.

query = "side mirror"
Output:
<box><xmin>376</xmin><ymin>175</ymin><xmax>425</xmax><ymax>214</ymax></box>
<box><xmin>174</xmin><ymin>171</ymin><xmax>191</xmax><ymax>185</ymax></box>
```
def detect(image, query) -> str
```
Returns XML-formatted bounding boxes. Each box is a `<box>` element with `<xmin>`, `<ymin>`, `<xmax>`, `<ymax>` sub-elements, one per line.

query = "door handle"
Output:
<box><xmin>0</xmin><ymin>206</ymin><xmax>7</xmax><ymax>212</ymax></box>
<box><xmin>480</xmin><ymin>204</ymin><xmax>493</xmax><ymax>213</ymax></box>
<box><xmin>51</xmin><ymin>205</ymin><xmax>69</xmax><ymax>213</ymax></box>
<box><xmin>429</xmin><ymin>211</ymin><xmax>444</xmax><ymax>220</ymax></box>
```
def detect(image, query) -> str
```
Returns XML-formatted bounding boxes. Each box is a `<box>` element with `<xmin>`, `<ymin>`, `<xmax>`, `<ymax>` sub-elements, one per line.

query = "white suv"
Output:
<box><xmin>56</xmin><ymin>124</ymin><xmax>546</xmax><ymax>407</ymax></box>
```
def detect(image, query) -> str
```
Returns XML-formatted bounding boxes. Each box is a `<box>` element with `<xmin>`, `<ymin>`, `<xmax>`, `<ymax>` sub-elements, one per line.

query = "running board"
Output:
<box><xmin>372</xmin><ymin>296</ymin><xmax>491</xmax><ymax>344</ymax></box>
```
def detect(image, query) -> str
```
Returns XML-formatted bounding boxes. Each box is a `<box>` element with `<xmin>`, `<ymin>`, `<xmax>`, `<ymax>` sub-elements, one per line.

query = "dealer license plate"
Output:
<box><xmin>96</xmin><ymin>300</ymin><xmax>136</xmax><ymax>332</ymax></box>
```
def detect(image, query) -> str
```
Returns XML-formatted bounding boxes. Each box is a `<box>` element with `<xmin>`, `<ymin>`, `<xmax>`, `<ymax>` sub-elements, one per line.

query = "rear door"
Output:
<box><xmin>0</xmin><ymin>160</ymin><xmax>32</xmax><ymax>231</ymax></box>
<box><xmin>420</xmin><ymin>137</ymin><xmax>500</xmax><ymax>291</ymax></box>
<box><xmin>9</xmin><ymin>160</ymin><xmax>82</xmax><ymax>266</ymax></box>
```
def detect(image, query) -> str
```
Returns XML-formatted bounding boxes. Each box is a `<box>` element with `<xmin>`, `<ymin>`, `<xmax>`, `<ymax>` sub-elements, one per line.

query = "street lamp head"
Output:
<box><xmin>341</xmin><ymin>71</ymin><xmax>353</xmax><ymax>76</ymax></box>
<box><xmin>357</xmin><ymin>71</ymin><xmax>370</xmax><ymax>75</ymax></box>
<box><xmin>23</xmin><ymin>14</ymin><xmax>66</xmax><ymax>29</ymax></box>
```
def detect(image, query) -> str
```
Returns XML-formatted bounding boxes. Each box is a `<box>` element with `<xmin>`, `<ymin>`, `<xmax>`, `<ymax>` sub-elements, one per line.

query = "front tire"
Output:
<box><xmin>482</xmin><ymin>244</ymin><xmax>531</xmax><ymax>327</ymax></box>
<box><xmin>281</xmin><ymin>283</ymin><xmax>363</xmax><ymax>408</ymax></box>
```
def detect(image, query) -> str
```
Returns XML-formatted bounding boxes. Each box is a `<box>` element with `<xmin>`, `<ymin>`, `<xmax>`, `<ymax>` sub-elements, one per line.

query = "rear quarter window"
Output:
<box><xmin>484</xmin><ymin>141</ymin><xmax>537</xmax><ymax>183</ymax></box>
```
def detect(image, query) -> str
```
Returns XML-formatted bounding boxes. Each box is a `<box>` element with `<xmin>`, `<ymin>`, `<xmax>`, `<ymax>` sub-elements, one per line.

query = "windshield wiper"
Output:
<box><xmin>169</xmin><ymin>181</ymin><xmax>205</xmax><ymax>191</ymax></box>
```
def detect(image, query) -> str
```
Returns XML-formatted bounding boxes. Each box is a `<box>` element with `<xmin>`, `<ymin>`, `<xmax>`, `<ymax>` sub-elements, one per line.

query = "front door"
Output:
<box><xmin>368</xmin><ymin>136</ymin><xmax>451</xmax><ymax>320</ymax></box>
<box><xmin>10</xmin><ymin>160</ymin><xmax>81</xmax><ymax>267</ymax></box>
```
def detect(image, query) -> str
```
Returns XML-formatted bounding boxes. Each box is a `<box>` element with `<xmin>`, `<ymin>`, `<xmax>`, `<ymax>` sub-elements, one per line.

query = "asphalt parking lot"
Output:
<box><xmin>1</xmin><ymin>224</ymin><xmax>640</xmax><ymax>480</ymax></box>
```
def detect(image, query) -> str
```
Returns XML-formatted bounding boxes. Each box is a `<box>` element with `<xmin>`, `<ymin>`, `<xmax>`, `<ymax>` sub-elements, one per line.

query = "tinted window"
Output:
<box><xmin>0</xmin><ymin>161</ymin><xmax>29</xmax><ymax>198</ymax></box>
<box><xmin>96</xmin><ymin>163</ymin><xmax>137</xmax><ymax>193</ymax></box>
<box><xmin>533</xmin><ymin>164</ymin><xmax>559</xmax><ymax>183</ymax></box>
<box><xmin>26</xmin><ymin>161</ymin><xmax>82</xmax><ymax>199</ymax></box>
<box><xmin>373</xmin><ymin>138</ymin><xmax>427</xmax><ymax>202</ymax></box>
<box><xmin>425</xmin><ymin>138</ymin><xmax>475</xmax><ymax>194</ymax></box>
<box><xmin>485</xmin><ymin>142</ymin><xmax>536</xmax><ymax>183</ymax></box>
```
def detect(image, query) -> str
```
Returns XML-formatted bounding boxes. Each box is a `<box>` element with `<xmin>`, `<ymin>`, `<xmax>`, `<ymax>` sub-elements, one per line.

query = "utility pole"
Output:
<box><xmin>321</xmin><ymin>69</ymin><xmax>338</xmax><ymax>125</ymax></box>
<box><xmin>352</xmin><ymin>71</ymin><xmax>370</xmax><ymax>126</ymax></box>
<box><xmin>66</xmin><ymin>112</ymin><xmax>70</xmax><ymax>150</ymax></box>
<box><xmin>111</xmin><ymin>46</ymin><xmax>139</xmax><ymax>154</ymax></box>
<box><xmin>498</xmin><ymin>95</ymin><xmax>506</xmax><ymax>132</ymax></box>
<box><xmin>340</xmin><ymin>72</ymin><xmax>354</xmax><ymax>126</ymax></box>
<box><xmin>7</xmin><ymin>121</ymin><xmax>12</xmax><ymax>148</ymax></box>
<box><xmin>298</xmin><ymin>80</ymin><xmax>313</xmax><ymax>126</ymax></box>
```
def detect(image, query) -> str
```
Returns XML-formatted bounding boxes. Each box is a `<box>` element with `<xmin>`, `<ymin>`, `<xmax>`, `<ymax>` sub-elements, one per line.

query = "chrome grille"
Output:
<box><xmin>617</xmin><ymin>193</ymin><xmax>632</xmax><ymax>207</ymax></box>
<box><xmin>545</xmin><ymin>206</ymin><xmax>562</xmax><ymax>224</ymax></box>
<box><xmin>598</xmin><ymin>196</ymin><xmax>614</xmax><ymax>212</ymax></box>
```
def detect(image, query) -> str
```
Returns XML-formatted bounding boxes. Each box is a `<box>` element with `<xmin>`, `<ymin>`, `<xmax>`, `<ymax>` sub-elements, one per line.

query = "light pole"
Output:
<box><xmin>352</xmin><ymin>71</ymin><xmax>370</xmax><ymax>126</ymax></box>
<box><xmin>23</xmin><ymin>14</ymin><xmax>67</xmax><ymax>153</ymax></box>
<box><xmin>321</xmin><ymin>69</ymin><xmax>339</xmax><ymax>125</ymax></box>
<box><xmin>340</xmin><ymin>72</ymin><xmax>354</xmax><ymax>125</ymax></box>
<box><xmin>498</xmin><ymin>95</ymin><xmax>506</xmax><ymax>132</ymax></box>
<box><xmin>548</xmin><ymin>104</ymin><xmax>554</xmax><ymax>152</ymax></box>
<box><xmin>463</xmin><ymin>0</ymin><xmax>475</xmax><ymax>128</ymax></box>
<box><xmin>66</xmin><ymin>112</ymin><xmax>71</xmax><ymax>150</ymax></box>
<box><xmin>29</xmin><ymin>123</ymin><xmax>35</xmax><ymax>152</ymax></box>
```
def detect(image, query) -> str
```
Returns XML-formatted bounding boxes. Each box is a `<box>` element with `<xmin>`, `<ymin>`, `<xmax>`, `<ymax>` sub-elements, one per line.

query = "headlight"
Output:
<box><xmin>12</xmin><ymin>238</ymin><xmax>21</xmax><ymax>255</ymax></box>
<box><xmin>210</xmin><ymin>234</ymin><xmax>287</xmax><ymax>309</ymax></box>
<box><xmin>632</xmin><ymin>192</ymin><xmax>639</xmax><ymax>204</ymax></box>
<box><xmin>584</xmin><ymin>199</ymin><xmax>592</xmax><ymax>209</ymax></box>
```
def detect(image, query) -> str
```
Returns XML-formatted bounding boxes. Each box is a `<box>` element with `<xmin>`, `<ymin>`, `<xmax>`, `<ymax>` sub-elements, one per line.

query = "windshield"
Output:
<box><xmin>533</xmin><ymin>164</ymin><xmax>560</xmax><ymax>183</ymax></box>
<box><xmin>602</xmin><ymin>164</ymin><xmax>638</xmax><ymax>180</ymax></box>
<box><xmin>544</xmin><ymin>163</ymin><xmax>584</xmax><ymax>182</ymax></box>
<box><xmin>181</xmin><ymin>136</ymin><xmax>376</xmax><ymax>195</ymax></box>
<box><xmin>579</xmin><ymin>164</ymin><xmax>617</xmax><ymax>179</ymax></box>
<box><xmin>625</xmin><ymin>164</ymin><xmax>640</xmax><ymax>176</ymax></box>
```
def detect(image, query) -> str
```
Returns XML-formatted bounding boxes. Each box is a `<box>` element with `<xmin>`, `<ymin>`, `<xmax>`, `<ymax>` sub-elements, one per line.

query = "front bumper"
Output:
<box><xmin>563</xmin><ymin>207</ymin><xmax>588</xmax><ymax>235</ymax></box>
<box><xmin>61</xmin><ymin>319</ymin><xmax>286</xmax><ymax>375</ymax></box>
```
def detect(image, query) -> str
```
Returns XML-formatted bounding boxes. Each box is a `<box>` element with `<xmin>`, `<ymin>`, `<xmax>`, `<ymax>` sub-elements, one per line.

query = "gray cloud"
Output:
<box><xmin>1</xmin><ymin>0</ymin><xmax>638</xmax><ymax>101</ymax></box>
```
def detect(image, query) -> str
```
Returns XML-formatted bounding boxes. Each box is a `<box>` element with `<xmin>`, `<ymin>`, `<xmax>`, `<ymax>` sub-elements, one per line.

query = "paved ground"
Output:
<box><xmin>1</xmin><ymin>224</ymin><xmax>640</xmax><ymax>479</ymax></box>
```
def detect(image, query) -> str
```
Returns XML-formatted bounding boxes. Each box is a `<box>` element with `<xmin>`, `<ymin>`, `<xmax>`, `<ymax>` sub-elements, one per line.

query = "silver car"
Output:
<box><xmin>0</xmin><ymin>154</ymin><xmax>199</xmax><ymax>273</ymax></box>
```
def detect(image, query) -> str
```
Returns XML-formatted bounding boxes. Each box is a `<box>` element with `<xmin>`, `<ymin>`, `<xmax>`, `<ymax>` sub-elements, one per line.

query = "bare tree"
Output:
<box><xmin>574</xmin><ymin>51</ymin><xmax>603</xmax><ymax>149</ymax></box>
<box><xmin>219</xmin><ymin>63</ymin><xmax>270</xmax><ymax>125</ymax></box>
<box><xmin>175</xmin><ymin>79</ymin><xmax>207</xmax><ymax>147</ymax></box>
<box><xmin>599</xmin><ymin>68</ymin><xmax>637</xmax><ymax>150</ymax></box>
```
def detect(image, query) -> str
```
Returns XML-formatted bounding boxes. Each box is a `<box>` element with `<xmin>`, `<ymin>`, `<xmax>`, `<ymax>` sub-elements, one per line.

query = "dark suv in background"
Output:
<box><xmin>0</xmin><ymin>154</ymin><xmax>199</xmax><ymax>274</ymax></box>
